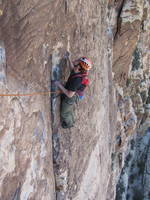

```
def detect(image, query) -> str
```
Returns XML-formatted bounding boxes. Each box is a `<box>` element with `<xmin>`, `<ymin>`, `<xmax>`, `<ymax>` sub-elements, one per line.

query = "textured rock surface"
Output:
<box><xmin>112</xmin><ymin>0</ymin><xmax>150</xmax><ymax>200</ymax></box>
<box><xmin>113</xmin><ymin>0</ymin><xmax>144</xmax><ymax>86</ymax></box>
<box><xmin>0</xmin><ymin>0</ymin><xmax>150</xmax><ymax>200</ymax></box>
<box><xmin>52</xmin><ymin>1</ymin><xmax>114</xmax><ymax>200</ymax></box>
<box><xmin>0</xmin><ymin>1</ymin><xmax>55</xmax><ymax>200</ymax></box>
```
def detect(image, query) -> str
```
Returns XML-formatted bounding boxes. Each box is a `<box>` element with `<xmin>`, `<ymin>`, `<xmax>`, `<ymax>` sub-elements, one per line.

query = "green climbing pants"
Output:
<box><xmin>60</xmin><ymin>94</ymin><xmax>79</xmax><ymax>128</ymax></box>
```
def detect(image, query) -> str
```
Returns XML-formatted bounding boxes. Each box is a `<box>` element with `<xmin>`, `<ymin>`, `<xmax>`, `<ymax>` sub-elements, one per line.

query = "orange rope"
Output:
<box><xmin>0</xmin><ymin>90</ymin><xmax>60</xmax><ymax>97</ymax></box>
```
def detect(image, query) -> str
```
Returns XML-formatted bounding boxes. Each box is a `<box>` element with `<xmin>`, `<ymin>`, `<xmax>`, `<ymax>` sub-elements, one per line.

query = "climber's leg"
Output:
<box><xmin>60</xmin><ymin>95</ymin><xmax>78</xmax><ymax>128</ymax></box>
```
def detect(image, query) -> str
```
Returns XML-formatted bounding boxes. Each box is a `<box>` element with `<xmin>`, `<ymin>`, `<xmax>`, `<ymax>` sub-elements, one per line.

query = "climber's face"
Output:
<box><xmin>74</xmin><ymin>64</ymin><xmax>80</xmax><ymax>72</ymax></box>
<box><xmin>73</xmin><ymin>60</ymin><xmax>80</xmax><ymax>66</ymax></box>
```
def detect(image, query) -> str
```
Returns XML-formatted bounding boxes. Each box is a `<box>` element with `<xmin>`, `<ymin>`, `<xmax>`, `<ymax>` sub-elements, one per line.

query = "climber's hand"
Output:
<box><xmin>64</xmin><ymin>51</ymin><xmax>70</xmax><ymax>59</ymax></box>
<box><xmin>54</xmin><ymin>81</ymin><xmax>61</xmax><ymax>87</ymax></box>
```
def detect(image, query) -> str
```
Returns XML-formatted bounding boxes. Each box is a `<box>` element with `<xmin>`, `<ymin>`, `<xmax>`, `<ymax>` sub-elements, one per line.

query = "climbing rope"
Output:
<box><xmin>0</xmin><ymin>90</ymin><xmax>60</xmax><ymax>97</ymax></box>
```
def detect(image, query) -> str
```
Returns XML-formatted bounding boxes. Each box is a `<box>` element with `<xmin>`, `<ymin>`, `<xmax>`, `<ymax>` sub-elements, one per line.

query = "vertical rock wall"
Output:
<box><xmin>50</xmin><ymin>1</ymin><xmax>115</xmax><ymax>200</ymax></box>
<box><xmin>111</xmin><ymin>0</ymin><xmax>150</xmax><ymax>199</ymax></box>
<box><xmin>0</xmin><ymin>0</ymin><xmax>150</xmax><ymax>200</ymax></box>
<box><xmin>0</xmin><ymin>1</ymin><xmax>55</xmax><ymax>199</ymax></box>
<box><xmin>0</xmin><ymin>0</ymin><xmax>114</xmax><ymax>199</ymax></box>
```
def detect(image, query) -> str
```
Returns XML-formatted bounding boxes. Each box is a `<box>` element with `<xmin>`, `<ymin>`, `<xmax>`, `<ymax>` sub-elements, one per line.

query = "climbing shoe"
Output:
<box><xmin>61</xmin><ymin>121</ymin><xmax>74</xmax><ymax>129</ymax></box>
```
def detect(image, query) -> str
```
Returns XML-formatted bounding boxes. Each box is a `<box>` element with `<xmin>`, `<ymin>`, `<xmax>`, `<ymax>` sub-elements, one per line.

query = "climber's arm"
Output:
<box><xmin>67</xmin><ymin>56</ymin><xmax>74</xmax><ymax>71</ymax></box>
<box><xmin>55</xmin><ymin>81</ymin><xmax>75</xmax><ymax>98</ymax></box>
<box><xmin>65</xmin><ymin>51</ymin><xmax>80</xmax><ymax>71</ymax></box>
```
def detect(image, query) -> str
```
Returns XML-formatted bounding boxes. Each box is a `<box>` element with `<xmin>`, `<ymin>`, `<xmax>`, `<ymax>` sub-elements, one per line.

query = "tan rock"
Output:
<box><xmin>113</xmin><ymin>0</ymin><xmax>144</xmax><ymax>86</ymax></box>
<box><xmin>0</xmin><ymin>0</ymin><xmax>149</xmax><ymax>200</ymax></box>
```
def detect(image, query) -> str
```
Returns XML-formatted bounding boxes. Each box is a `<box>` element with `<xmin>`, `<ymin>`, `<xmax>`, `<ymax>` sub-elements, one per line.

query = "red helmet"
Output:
<box><xmin>79</xmin><ymin>57</ymin><xmax>92</xmax><ymax>71</ymax></box>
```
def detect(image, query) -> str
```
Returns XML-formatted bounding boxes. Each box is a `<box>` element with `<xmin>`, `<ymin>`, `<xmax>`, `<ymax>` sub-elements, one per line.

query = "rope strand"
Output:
<box><xmin>0</xmin><ymin>90</ymin><xmax>60</xmax><ymax>97</ymax></box>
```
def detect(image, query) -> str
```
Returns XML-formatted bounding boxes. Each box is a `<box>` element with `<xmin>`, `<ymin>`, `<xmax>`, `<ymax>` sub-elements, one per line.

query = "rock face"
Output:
<box><xmin>51</xmin><ymin>1</ymin><xmax>114</xmax><ymax>200</ymax></box>
<box><xmin>111</xmin><ymin>0</ymin><xmax>150</xmax><ymax>200</ymax></box>
<box><xmin>0</xmin><ymin>0</ymin><xmax>150</xmax><ymax>200</ymax></box>
<box><xmin>0</xmin><ymin>1</ymin><xmax>55</xmax><ymax>200</ymax></box>
<box><xmin>113</xmin><ymin>0</ymin><xmax>144</xmax><ymax>86</ymax></box>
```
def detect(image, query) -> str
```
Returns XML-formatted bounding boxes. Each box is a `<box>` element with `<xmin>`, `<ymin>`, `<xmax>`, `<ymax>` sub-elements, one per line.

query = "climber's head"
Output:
<box><xmin>79</xmin><ymin>57</ymin><xmax>92</xmax><ymax>71</ymax></box>
<box><xmin>74</xmin><ymin>57</ymin><xmax>92</xmax><ymax>73</ymax></box>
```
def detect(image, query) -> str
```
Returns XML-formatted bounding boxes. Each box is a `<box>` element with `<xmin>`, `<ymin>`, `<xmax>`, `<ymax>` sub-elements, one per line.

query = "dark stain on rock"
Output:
<box><xmin>11</xmin><ymin>185</ymin><xmax>21</xmax><ymax>200</ymax></box>
<box><xmin>65</xmin><ymin>0</ymin><xmax>68</xmax><ymax>14</ymax></box>
<box><xmin>114</xmin><ymin>0</ymin><xmax>126</xmax><ymax>40</ymax></box>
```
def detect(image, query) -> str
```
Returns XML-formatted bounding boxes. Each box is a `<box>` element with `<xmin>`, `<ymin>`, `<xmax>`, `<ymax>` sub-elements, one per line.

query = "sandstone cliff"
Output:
<box><xmin>0</xmin><ymin>0</ymin><xmax>150</xmax><ymax>200</ymax></box>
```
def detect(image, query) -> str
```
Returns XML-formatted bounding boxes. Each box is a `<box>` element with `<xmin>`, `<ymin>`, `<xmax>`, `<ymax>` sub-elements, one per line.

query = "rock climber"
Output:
<box><xmin>54</xmin><ymin>53</ymin><xmax>92</xmax><ymax>128</ymax></box>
